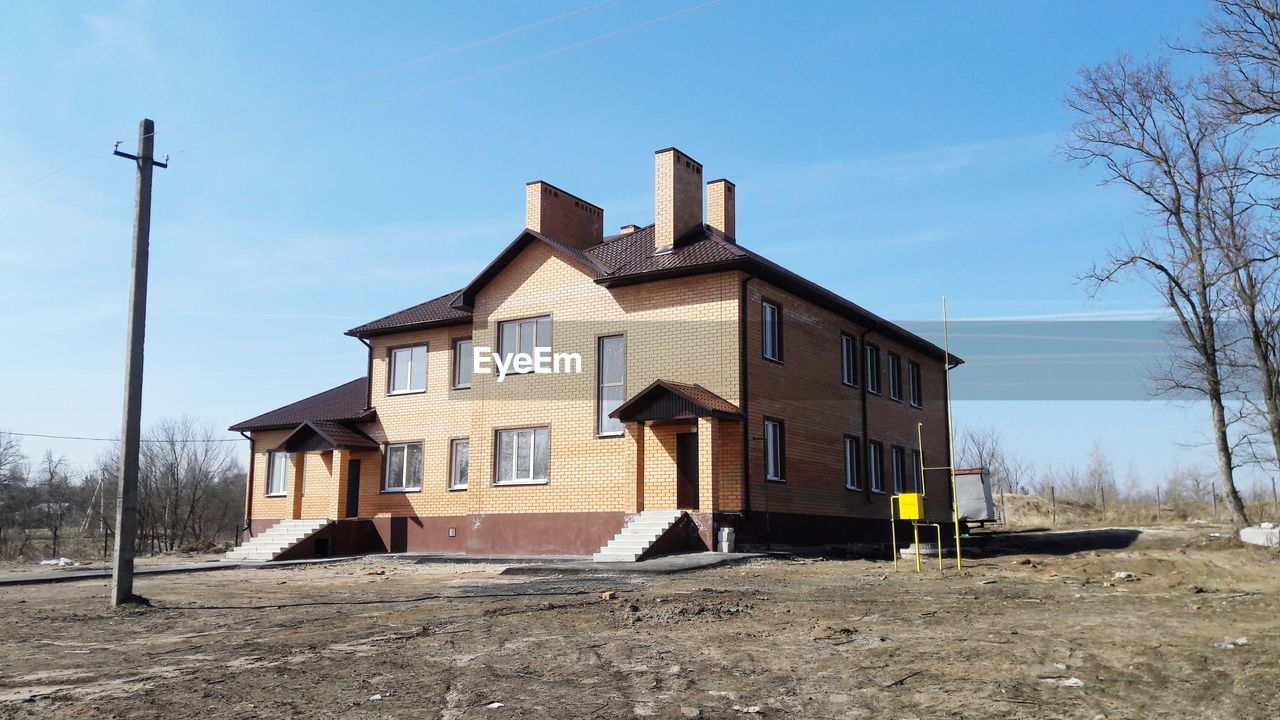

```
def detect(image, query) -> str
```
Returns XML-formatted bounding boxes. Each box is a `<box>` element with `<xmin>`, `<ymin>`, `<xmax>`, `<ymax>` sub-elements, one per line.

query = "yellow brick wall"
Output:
<box><xmin>359</xmin><ymin>323</ymin><xmax>474</xmax><ymax>519</ymax></box>
<box><xmin>250</xmin><ymin>241</ymin><xmax>741</xmax><ymax>523</ymax></box>
<box><xmin>642</xmin><ymin>423</ymin><xmax>684</xmax><ymax>509</ymax></box>
<box><xmin>248</xmin><ymin>429</ymin><xmax>292</xmax><ymax>520</ymax></box>
<box><xmin>245</xmin><ymin>238</ymin><xmax>950</xmax><ymax>528</ymax></box>
<box><xmin>462</xmin><ymin>242</ymin><xmax>740</xmax><ymax>516</ymax></box>
<box><xmin>300</xmin><ymin>451</ymin><xmax>337</xmax><ymax>519</ymax></box>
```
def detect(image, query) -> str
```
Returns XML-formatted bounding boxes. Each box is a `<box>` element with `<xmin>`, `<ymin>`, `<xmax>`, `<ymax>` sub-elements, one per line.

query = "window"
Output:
<box><xmin>449</xmin><ymin>439</ymin><xmax>469</xmax><ymax>490</ymax></box>
<box><xmin>841</xmin><ymin>334</ymin><xmax>858</xmax><ymax>387</ymax></box>
<box><xmin>495</xmin><ymin>427</ymin><xmax>549</xmax><ymax>485</ymax></box>
<box><xmin>909</xmin><ymin>360</ymin><xmax>923</xmax><ymax>408</ymax></box>
<box><xmin>388</xmin><ymin>345</ymin><xmax>427</xmax><ymax>394</ymax></box>
<box><xmin>865</xmin><ymin>343</ymin><xmax>882</xmax><ymax>395</ymax></box>
<box><xmin>888</xmin><ymin>353</ymin><xmax>902</xmax><ymax>401</ymax></box>
<box><xmin>844</xmin><ymin>435</ymin><xmax>860</xmax><ymax>490</ymax></box>
<box><xmin>453</xmin><ymin>338</ymin><xmax>473</xmax><ymax>389</ymax></box>
<box><xmin>598</xmin><ymin>335</ymin><xmax>625</xmax><ymax>436</ymax></box>
<box><xmin>267</xmin><ymin>452</ymin><xmax>289</xmax><ymax>495</ymax></box>
<box><xmin>498</xmin><ymin>316</ymin><xmax>551</xmax><ymax>374</ymax></box>
<box><xmin>762</xmin><ymin>301</ymin><xmax>782</xmax><ymax>361</ymax></box>
<box><xmin>384</xmin><ymin>442</ymin><xmax>423</xmax><ymax>492</ymax></box>
<box><xmin>911</xmin><ymin>449</ymin><xmax>923</xmax><ymax>492</ymax></box>
<box><xmin>868</xmin><ymin>441</ymin><xmax>884</xmax><ymax>493</ymax></box>
<box><xmin>764</xmin><ymin>418</ymin><xmax>785</xmax><ymax>481</ymax></box>
<box><xmin>891</xmin><ymin>446</ymin><xmax>906</xmax><ymax>493</ymax></box>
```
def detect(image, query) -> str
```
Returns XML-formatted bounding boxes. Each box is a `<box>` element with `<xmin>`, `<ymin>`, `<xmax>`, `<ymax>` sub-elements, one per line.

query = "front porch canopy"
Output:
<box><xmin>273</xmin><ymin>420</ymin><xmax>379</xmax><ymax>453</ymax></box>
<box><xmin>610</xmin><ymin>379</ymin><xmax>742</xmax><ymax>423</ymax></box>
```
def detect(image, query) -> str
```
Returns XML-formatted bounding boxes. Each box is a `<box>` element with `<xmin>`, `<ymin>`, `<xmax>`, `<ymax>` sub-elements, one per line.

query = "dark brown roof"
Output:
<box><xmin>229</xmin><ymin>378</ymin><xmax>374</xmax><ymax>432</ymax></box>
<box><xmin>273</xmin><ymin>420</ymin><xmax>379</xmax><ymax>451</ymax></box>
<box><xmin>345</xmin><ymin>290</ymin><xmax>471</xmax><ymax>338</ymax></box>
<box><xmin>610</xmin><ymin>379</ymin><xmax>743</xmax><ymax>422</ymax></box>
<box><xmin>346</xmin><ymin>222</ymin><xmax>958</xmax><ymax>363</ymax></box>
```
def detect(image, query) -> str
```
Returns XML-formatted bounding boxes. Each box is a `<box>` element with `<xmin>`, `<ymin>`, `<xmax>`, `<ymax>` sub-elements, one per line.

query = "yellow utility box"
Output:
<box><xmin>897</xmin><ymin>493</ymin><xmax>925</xmax><ymax>520</ymax></box>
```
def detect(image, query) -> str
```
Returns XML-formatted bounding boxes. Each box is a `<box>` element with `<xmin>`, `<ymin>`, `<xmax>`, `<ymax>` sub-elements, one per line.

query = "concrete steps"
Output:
<box><xmin>593</xmin><ymin>510</ymin><xmax>684</xmax><ymax>563</ymax></box>
<box><xmin>224</xmin><ymin>518</ymin><xmax>330</xmax><ymax>562</ymax></box>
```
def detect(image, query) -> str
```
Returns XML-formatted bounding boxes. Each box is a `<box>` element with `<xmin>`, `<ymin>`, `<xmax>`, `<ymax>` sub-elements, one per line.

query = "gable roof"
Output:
<box><xmin>450</xmin><ymin>229</ymin><xmax>610</xmax><ymax>312</ymax></box>
<box><xmin>273</xmin><ymin>419</ymin><xmax>379</xmax><ymax>452</ymax></box>
<box><xmin>610</xmin><ymin>379</ymin><xmax>743</xmax><ymax>423</ymax></box>
<box><xmin>229</xmin><ymin>378</ymin><xmax>374</xmax><ymax>432</ymax></box>
<box><xmin>345</xmin><ymin>289</ymin><xmax>471</xmax><ymax>338</ymax></box>
<box><xmin>344</xmin><ymin>223</ymin><xmax>959</xmax><ymax>364</ymax></box>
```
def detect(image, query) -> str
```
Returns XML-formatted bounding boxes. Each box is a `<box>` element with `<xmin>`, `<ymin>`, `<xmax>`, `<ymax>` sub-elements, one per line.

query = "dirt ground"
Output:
<box><xmin>0</xmin><ymin>524</ymin><xmax>1275</xmax><ymax>719</ymax></box>
<box><xmin>0</xmin><ymin>553</ymin><xmax>227</xmax><ymax>579</ymax></box>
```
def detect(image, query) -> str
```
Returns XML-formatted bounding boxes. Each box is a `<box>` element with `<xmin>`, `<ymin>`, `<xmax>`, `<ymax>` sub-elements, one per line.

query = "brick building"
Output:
<box><xmin>229</xmin><ymin>147</ymin><xmax>961</xmax><ymax>560</ymax></box>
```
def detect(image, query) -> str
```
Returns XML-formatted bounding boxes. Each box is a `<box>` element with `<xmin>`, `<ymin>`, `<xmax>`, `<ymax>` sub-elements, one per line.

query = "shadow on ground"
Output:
<box><xmin>964</xmin><ymin>528</ymin><xmax>1142</xmax><ymax>557</ymax></box>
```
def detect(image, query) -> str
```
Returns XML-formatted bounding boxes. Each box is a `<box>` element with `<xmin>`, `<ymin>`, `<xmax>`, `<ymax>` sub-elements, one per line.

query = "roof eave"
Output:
<box><xmin>344</xmin><ymin>316</ymin><xmax>472</xmax><ymax>339</ymax></box>
<box><xmin>228</xmin><ymin>408</ymin><xmax>377</xmax><ymax>434</ymax></box>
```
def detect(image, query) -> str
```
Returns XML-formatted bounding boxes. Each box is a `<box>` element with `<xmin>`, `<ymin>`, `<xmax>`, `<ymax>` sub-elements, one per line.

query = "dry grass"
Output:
<box><xmin>996</xmin><ymin>493</ymin><xmax>1280</xmax><ymax>530</ymax></box>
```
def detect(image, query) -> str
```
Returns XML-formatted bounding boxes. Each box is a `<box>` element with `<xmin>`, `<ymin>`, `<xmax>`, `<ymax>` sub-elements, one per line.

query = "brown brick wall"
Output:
<box><xmin>743</xmin><ymin>278</ymin><xmax>952</xmax><ymax>522</ymax></box>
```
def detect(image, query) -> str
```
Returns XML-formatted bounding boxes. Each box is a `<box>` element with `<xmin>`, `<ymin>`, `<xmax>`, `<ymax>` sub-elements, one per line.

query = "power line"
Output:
<box><xmin>6</xmin><ymin>431</ymin><xmax>243</xmax><ymax>444</ymax></box>
<box><xmin>0</xmin><ymin>145</ymin><xmax>114</xmax><ymax>203</ymax></box>
<box><xmin>0</xmin><ymin>168</ymin><xmax>133</xmax><ymax>224</ymax></box>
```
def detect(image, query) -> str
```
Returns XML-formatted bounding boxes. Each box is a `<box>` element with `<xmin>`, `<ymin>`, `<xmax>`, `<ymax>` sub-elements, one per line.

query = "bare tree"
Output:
<box><xmin>35</xmin><ymin>451</ymin><xmax>73</xmax><ymax>557</ymax></box>
<box><xmin>1191</xmin><ymin>1</ymin><xmax>1280</xmax><ymax>479</ymax></box>
<box><xmin>0</xmin><ymin>432</ymin><xmax>27</xmax><ymax>552</ymax></box>
<box><xmin>1086</xmin><ymin>442</ymin><xmax>1118</xmax><ymax>514</ymax></box>
<box><xmin>1065</xmin><ymin>57</ymin><xmax>1252</xmax><ymax>527</ymax></box>
<box><xmin>137</xmin><ymin>417</ymin><xmax>239</xmax><ymax>553</ymax></box>
<box><xmin>1200</xmin><ymin>0</ymin><xmax>1280</xmax><ymax>126</ymax></box>
<box><xmin>955</xmin><ymin>426</ymin><xmax>1033</xmax><ymax>494</ymax></box>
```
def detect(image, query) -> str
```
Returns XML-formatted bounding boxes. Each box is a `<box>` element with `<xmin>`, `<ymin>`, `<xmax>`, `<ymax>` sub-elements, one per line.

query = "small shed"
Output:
<box><xmin>954</xmin><ymin>468</ymin><xmax>997</xmax><ymax>525</ymax></box>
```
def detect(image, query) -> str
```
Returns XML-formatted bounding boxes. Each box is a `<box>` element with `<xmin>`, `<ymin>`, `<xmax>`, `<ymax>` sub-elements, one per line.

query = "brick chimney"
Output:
<box><xmin>654</xmin><ymin>148</ymin><xmax>703</xmax><ymax>254</ymax></box>
<box><xmin>707</xmin><ymin>178</ymin><xmax>735</xmax><ymax>242</ymax></box>
<box><xmin>525</xmin><ymin>180</ymin><xmax>604</xmax><ymax>250</ymax></box>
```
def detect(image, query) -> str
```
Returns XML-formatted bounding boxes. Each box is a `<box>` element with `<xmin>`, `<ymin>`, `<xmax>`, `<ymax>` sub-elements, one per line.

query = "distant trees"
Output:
<box><xmin>0</xmin><ymin>422</ymin><xmax>245</xmax><ymax>561</ymax></box>
<box><xmin>137</xmin><ymin>417</ymin><xmax>243</xmax><ymax>554</ymax></box>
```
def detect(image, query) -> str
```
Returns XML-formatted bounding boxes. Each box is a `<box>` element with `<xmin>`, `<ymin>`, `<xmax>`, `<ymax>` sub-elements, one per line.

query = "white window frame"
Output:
<box><xmin>764</xmin><ymin>418</ymin><xmax>785</xmax><ymax>481</ymax></box>
<box><xmin>267</xmin><ymin>451</ymin><xmax>289</xmax><ymax>496</ymax></box>
<box><xmin>891</xmin><ymin>446</ymin><xmax>906</xmax><ymax>494</ymax></box>
<box><xmin>869</xmin><ymin>441</ymin><xmax>884</xmax><ymax>493</ymax></box>
<box><xmin>453</xmin><ymin>338</ymin><xmax>473</xmax><ymax>389</ymax></box>
<box><xmin>388</xmin><ymin>344</ymin><xmax>427</xmax><ymax>395</ymax></box>
<box><xmin>841</xmin><ymin>334</ymin><xmax>857</xmax><ymax>387</ymax></box>
<box><xmin>449</xmin><ymin>439</ymin><xmax>469</xmax><ymax>490</ymax></box>
<box><xmin>909</xmin><ymin>360</ymin><xmax>923</xmax><ymax>408</ymax></box>
<box><xmin>495</xmin><ymin>427</ymin><xmax>549</xmax><ymax>485</ymax></box>
<box><xmin>911</xmin><ymin>448</ymin><xmax>923</xmax><ymax>492</ymax></box>
<box><xmin>597</xmin><ymin>335</ymin><xmax>626</xmax><ymax>437</ymax></box>
<box><xmin>762</xmin><ymin>301</ymin><xmax>781</xmax><ymax>362</ymax></box>
<box><xmin>844</xmin><ymin>436</ymin><xmax>860</xmax><ymax>490</ymax></box>
<box><xmin>383</xmin><ymin>442</ymin><xmax>423</xmax><ymax>492</ymax></box>
<box><xmin>497</xmin><ymin>316</ymin><xmax>551</xmax><ymax>375</ymax></box>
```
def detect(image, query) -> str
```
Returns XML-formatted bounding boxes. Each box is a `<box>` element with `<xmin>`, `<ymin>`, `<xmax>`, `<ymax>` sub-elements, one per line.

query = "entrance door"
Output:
<box><xmin>345</xmin><ymin>459</ymin><xmax>361</xmax><ymax>518</ymax></box>
<box><xmin>676</xmin><ymin>432</ymin><xmax>699</xmax><ymax>510</ymax></box>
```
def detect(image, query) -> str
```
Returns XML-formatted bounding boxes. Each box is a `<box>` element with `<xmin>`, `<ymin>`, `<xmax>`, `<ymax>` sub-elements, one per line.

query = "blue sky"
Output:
<box><xmin>1</xmin><ymin>0</ymin><xmax>1253</xmax><ymax>490</ymax></box>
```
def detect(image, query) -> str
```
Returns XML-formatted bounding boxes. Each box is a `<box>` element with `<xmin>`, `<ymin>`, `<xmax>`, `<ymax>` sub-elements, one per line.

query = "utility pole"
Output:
<box><xmin>110</xmin><ymin>119</ymin><xmax>166</xmax><ymax>607</ymax></box>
